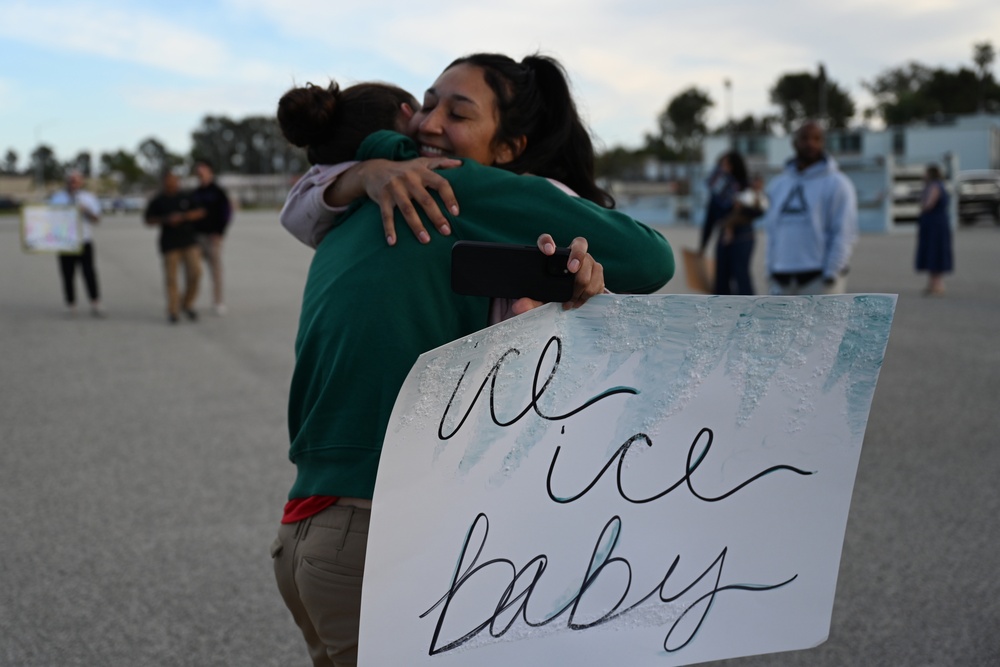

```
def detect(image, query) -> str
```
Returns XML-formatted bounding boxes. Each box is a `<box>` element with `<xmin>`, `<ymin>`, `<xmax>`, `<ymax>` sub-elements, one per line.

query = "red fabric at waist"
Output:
<box><xmin>282</xmin><ymin>495</ymin><xmax>339</xmax><ymax>524</ymax></box>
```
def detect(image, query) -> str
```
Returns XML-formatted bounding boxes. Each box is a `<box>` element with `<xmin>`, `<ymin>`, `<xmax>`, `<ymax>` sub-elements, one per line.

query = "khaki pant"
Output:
<box><xmin>163</xmin><ymin>245</ymin><xmax>201</xmax><ymax>316</ymax></box>
<box><xmin>197</xmin><ymin>233</ymin><xmax>224</xmax><ymax>307</ymax></box>
<box><xmin>272</xmin><ymin>505</ymin><xmax>369</xmax><ymax>667</ymax></box>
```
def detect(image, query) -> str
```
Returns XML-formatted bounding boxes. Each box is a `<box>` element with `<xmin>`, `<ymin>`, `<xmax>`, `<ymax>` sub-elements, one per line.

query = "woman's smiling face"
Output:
<box><xmin>409</xmin><ymin>63</ymin><xmax>516</xmax><ymax>166</ymax></box>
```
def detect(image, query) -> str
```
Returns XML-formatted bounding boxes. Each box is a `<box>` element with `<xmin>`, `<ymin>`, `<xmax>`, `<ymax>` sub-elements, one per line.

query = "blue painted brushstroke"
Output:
<box><xmin>422</xmin><ymin>295</ymin><xmax>895</xmax><ymax>482</ymax></box>
<box><xmin>823</xmin><ymin>295</ymin><xmax>897</xmax><ymax>439</ymax></box>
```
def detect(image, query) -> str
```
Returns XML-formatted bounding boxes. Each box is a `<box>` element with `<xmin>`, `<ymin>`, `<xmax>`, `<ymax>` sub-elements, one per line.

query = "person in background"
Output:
<box><xmin>50</xmin><ymin>170</ymin><xmax>105</xmax><ymax>317</ymax></box>
<box><xmin>699</xmin><ymin>150</ymin><xmax>758</xmax><ymax>294</ymax></box>
<box><xmin>143</xmin><ymin>172</ymin><xmax>202</xmax><ymax>324</ymax></box>
<box><xmin>915</xmin><ymin>163</ymin><xmax>953</xmax><ymax>296</ymax></box>
<box><xmin>761</xmin><ymin>119</ymin><xmax>858</xmax><ymax>295</ymax></box>
<box><xmin>191</xmin><ymin>159</ymin><xmax>232</xmax><ymax>315</ymax></box>
<box><xmin>715</xmin><ymin>171</ymin><xmax>769</xmax><ymax>295</ymax></box>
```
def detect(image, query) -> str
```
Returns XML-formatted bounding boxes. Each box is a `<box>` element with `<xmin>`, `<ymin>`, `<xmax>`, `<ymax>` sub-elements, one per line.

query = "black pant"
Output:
<box><xmin>714</xmin><ymin>231</ymin><xmax>755</xmax><ymax>295</ymax></box>
<box><xmin>58</xmin><ymin>242</ymin><xmax>100</xmax><ymax>305</ymax></box>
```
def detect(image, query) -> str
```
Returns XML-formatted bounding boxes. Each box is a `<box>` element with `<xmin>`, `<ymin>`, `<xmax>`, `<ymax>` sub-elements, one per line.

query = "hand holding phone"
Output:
<box><xmin>451</xmin><ymin>240</ymin><xmax>575</xmax><ymax>303</ymax></box>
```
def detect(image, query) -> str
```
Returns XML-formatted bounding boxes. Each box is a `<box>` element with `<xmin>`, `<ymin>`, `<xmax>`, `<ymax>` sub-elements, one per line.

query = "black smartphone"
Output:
<box><xmin>451</xmin><ymin>240</ymin><xmax>575</xmax><ymax>302</ymax></box>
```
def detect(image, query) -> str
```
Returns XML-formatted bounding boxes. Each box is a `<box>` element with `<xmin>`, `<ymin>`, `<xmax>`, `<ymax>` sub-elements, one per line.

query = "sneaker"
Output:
<box><xmin>66</xmin><ymin>304</ymin><xmax>78</xmax><ymax>317</ymax></box>
<box><xmin>91</xmin><ymin>303</ymin><xmax>106</xmax><ymax>318</ymax></box>
<box><xmin>168</xmin><ymin>313</ymin><xmax>180</xmax><ymax>324</ymax></box>
<box><xmin>183</xmin><ymin>308</ymin><xmax>199</xmax><ymax>321</ymax></box>
<box><xmin>213</xmin><ymin>303</ymin><xmax>227</xmax><ymax>317</ymax></box>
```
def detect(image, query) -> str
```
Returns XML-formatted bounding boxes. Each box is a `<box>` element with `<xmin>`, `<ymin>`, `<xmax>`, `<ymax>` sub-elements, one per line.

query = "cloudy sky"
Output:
<box><xmin>1</xmin><ymin>0</ymin><xmax>997</xmax><ymax>168</ymax></box>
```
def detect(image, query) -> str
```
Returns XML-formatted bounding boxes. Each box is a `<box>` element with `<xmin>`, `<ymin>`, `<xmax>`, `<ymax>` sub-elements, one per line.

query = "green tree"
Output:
<box><xmin>862</xmin><ymin>62</ymin><xmax>937</xmax><ymax>125</ymax></box>
<box><xmin>191</xmin><ymin>115</ymin><xmax>306</xmax><ymax>175</ymax></box>
<box><xmin>595</xmin><ymin>145</ymin><xmax>653</xmax><ymax>181</ymax></box>
<box><xmin>65</xmin><ymin>151</ymin><xmax>93</xmax><ymax>178</ymax></box>
<box><xmin>973</xmin><ymin>40</ymin><xmax>996</xmax><ymax>111</ymax></box>
<box><xmin>864</xmin><ymin>44</ymin><xmax>1000</xmax><ymax>124</ymax></box>
<box><xmin>922</xmin><ymin>67</ymin><xmax>996</xmax><ymax>115</ymax></box>
<box><xmin>769</xmin><ymin>71</ymin><xmax>855</xmax><ymax>130</ymax></box>
<box><xmin>137</xmin><ymin>137</ymin><xmax>183</xmax><ymax>179</ymax></box>
<box><xmin>2</xmin><ymin>149</ymin><xmax>17</xmax><ymax>174</ymax></box>
<box><xmin>656</xmin><ymin>87</ymin><xmax>714</xmax><ymax>160</ymax></box>
<box><xmin>99</xmin><ymin>149</ymin><xmax>145</xmax><ymax>191</ymax></box>
<box><xmin>640</xmin><ymin>132</ymin><xmax>679</xmax><ymax>162</ymax></box>
<box><xmin>974</xmin><ymin>41</ymin><xmax>995</xmax><ymax>78</ymax></box>
<box><xmin>29</xmin><ymin>145</ymin><xmax>62</xmax><ymax>185</ymax></box>
<box><xmin>190</xmin><ymin>115</ymin><xmax>240</xmax><ymax>172</ymax></box>
<box><xmin>720</xmin><ymin>113</ymin><xmax>777</xmax><ymax>136</ymax></box>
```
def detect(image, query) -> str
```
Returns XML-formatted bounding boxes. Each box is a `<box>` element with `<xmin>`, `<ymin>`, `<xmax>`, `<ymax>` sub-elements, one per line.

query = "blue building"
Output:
<box><xmin>701</xmin><ymin>113</ymin><xmax>1000</xmax><ymax>232</ymax></box>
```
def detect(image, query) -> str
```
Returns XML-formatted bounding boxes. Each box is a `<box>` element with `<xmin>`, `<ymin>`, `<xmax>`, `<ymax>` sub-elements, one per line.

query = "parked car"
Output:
<box><xmin>890</xmin><ymin>165</ymin><xmax>927</xmax><ymax>223</ymax></box>
<box><xmin>0</xmin><ymin>195</ymin><xmax>22</xmax><ymax>212</ymax></box>
<box><xmin>99</xmin><ymin>195</ymin><xmax>147</xmax><ymax>214</ymax></box>
<box><xmin>957</xmin><ymin>170</ymin><xmax>1000</xmax><ymax>225</ymax></box>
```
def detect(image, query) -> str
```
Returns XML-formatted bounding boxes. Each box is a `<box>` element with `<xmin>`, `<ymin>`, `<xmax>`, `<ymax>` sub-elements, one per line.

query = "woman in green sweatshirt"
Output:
<box><xmin>272</xmin><ymin>53</ymin><xmax>674</xmax><ymax>667</ymax></box>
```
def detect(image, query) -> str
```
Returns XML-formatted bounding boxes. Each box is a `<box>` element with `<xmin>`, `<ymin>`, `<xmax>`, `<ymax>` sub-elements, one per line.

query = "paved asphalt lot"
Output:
<box><xmin>1</xmin><ymin>210</ymin><xmax>998</xmax><ymax>666</ymax></box>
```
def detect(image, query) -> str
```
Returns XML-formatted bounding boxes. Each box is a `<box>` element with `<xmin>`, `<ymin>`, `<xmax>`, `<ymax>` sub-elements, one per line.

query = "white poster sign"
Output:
<box><xmin>361</xmin><ymin>294</ymin><xmax>896</xmax><ymax>667</ymax></box>
<box><xmin>21</xmin><ymin>205</ymin><xmax>82</xmax><ymax>253</ymax></box>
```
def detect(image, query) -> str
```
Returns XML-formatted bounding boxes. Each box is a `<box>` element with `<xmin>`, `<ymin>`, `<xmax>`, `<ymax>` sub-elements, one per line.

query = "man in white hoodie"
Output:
<box><xmin>763</xmin><ymin>120</ymin><xmax>858</xmax><ymax>295</ymax></box>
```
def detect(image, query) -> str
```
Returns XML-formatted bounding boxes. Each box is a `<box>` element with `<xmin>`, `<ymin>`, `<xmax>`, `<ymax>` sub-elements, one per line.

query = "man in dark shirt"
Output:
<box><xmin>144</xmin><ymin>171</ymin><xmax>202</xmax><ymax>323</ymax></box>
<box><xmin>191</xmin><ymin>159</ymin><xmax>232</xmax><ymax>316</ymax></box>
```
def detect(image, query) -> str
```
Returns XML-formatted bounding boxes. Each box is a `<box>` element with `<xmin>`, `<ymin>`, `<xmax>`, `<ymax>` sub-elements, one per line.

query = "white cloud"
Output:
<box><xmin>120</xmin><ymin>81</ymin><xmax>285</xmax><ymax>118</ymax></box>
<box><xmin>0</xmin><ymin>3</ymin><xmax>222</xmax><ymax>77</ymax></box>
<box><xmin>0</xmin><ymin>1</ymin><xmax>288</xmax><ymax>82</ymax></box>
<box><xmin>3</xmin><ymin>0</ymin><xmax>999</xmax><ymax>158</ymax></box>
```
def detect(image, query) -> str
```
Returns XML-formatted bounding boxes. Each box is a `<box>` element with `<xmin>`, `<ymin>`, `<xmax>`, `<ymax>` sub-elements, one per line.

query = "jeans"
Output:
<box><xmin>714</xmin><ymin>231</ymin><xmax>755</xmax><ymax>295</ymax></box>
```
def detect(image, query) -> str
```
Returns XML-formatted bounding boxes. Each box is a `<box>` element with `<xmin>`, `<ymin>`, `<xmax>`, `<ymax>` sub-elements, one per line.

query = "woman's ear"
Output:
<box><xmin>396</xmin><ymin>102</ymin><xmax>418</xmax><ymax>134</ymax></box>
<box><xmin>493</xmin><ymin>135</ymin><xmax>527</xmax><ymax>165</ymax></box>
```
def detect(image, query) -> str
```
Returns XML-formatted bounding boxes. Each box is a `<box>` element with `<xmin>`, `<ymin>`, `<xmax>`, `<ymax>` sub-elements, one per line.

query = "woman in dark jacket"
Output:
<box><xmin>700</xmin><ymin>150</ymin><xmax>757</xmax><ymax>294</ymax></box>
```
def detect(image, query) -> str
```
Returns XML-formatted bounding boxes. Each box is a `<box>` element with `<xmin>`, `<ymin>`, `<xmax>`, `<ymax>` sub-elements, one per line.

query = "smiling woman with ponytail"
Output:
<box><xmin>451</xmin><ymin>53</ymin><xmax>613</xmax><ymax>208</ymax></box>
<box><xmin>271</xmin><ymin>52</ymin><xmax>674</xmax><ymax>667</ymax></box>
<box><xmin>281</xmin><ymin>52</ymin><xmax>620</xmax><ymax>247</ymax></box>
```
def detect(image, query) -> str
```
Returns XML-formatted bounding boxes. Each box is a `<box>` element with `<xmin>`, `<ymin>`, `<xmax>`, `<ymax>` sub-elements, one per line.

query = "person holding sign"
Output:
<box><xmin>49</xmin><ymin>170</ymin><xmax>104</xmax><ymax>317</ymax></box>
<box><xmin>271</xmin><ymin>53</ymin><xmax>674</xmax><ymax>667</ymax></box>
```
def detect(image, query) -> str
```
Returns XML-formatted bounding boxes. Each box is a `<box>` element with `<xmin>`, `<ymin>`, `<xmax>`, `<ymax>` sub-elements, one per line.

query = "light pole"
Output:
<box><xmin>817</xmin><ymin>63</ymin><xmax>828</xmax><ymax>124</ymax></box>
<box><xmin>723</xmin><ymin>78</ymin><xmax>736</xmax><ymax>150</ymax></box>
<box><xmin>724</xmin><ymin>78</ymin><xmax>733</xmax><ymax>135</ymax></box>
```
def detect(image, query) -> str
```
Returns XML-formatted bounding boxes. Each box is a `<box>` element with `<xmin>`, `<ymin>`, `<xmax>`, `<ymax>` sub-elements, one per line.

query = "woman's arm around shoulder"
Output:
<box><xmin>279</xmin><ymin>162</ymin><xmax>357</xmax><ymax>248</ymax></box>
<box><xmin>560</xmin><ymin>197</ymin><xmax>675</xmax><ymax>294</ymax></box>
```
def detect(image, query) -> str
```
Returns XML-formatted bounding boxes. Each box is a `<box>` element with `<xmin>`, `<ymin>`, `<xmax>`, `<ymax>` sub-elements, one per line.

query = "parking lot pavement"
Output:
<box><xmin>1</xmin><ymin>212</ymin><xmax>998</xmax><ymax>666</ymax></box>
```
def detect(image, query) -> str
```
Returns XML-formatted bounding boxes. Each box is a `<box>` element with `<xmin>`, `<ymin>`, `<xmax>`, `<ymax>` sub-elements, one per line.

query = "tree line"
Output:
<box><xmin>2</xmin><ymin>115</ymin><xmax>309</xmax><ymax>193</ymax></box>
<box><xmin>2</xmin><ymin>42</ymin><xmax>996</xmax><ymax>188</ymax></box>
<box><xmin>599</xmin><ymin>41</ymin><xmax>997</xmax><ymax>178</ymax></box>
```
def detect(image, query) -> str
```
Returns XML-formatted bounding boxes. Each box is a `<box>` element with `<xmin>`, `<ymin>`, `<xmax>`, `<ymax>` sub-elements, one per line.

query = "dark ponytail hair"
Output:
<box><xmin>277</xmin><ymin>81</ymin><xmax>416</xmax><ymax>165</ymax></box>
<box><xmin>447</xmin><ymin>53</ymin><xmax>614</xmax><ymax>208</ymax></box>
<box><xmin>723</xmin><ymin>150</ymin><xmax>749</xmax><ymax>190</ymax></box>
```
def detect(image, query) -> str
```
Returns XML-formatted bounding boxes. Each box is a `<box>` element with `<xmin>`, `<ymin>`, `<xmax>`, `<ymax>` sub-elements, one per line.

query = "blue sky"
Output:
<box><xmin>1</xmin><ymin>0</ymin><xmax>997</xmax><ymax>169</ymax></box>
